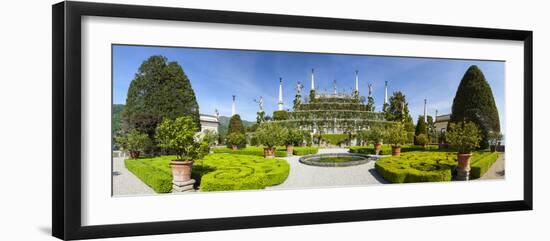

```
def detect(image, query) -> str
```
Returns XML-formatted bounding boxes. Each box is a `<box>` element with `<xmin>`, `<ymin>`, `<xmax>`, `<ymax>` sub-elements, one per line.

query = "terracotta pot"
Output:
<box><xmin>374</xmin><ymin>143</ymin><xmax>382</xmax><ymax>155</ymax></box>
<box><xmin>129</xmin><ymin>151</ymin><xmax>140</xmax><ymax>159</ymax></box>
<box><xmin>170</xmin><ymin>160</ymin><xmax>194</xmax><ymax>184</ymax></box>
<box><xmin>231</xmin><ymin>145</ymin><xmax>238</xmax><ymax>150</ymax></box>
<box><xmin>286</xmin><ymin>144</ymin><xmax>294</xmax><ymax>156</ymax></box>
<box><xmin>391</xmin><ymin>146</ymin><xmax>401</xmax><ymax>156</ymax></box>
<box><xmin>457</xmin><ymin>153</ymin><xmax>472</xmax><ymax>170</ymax></box>
<box><xmin>264</xmin><ymin>147</ymin><xmax>275</xmax><ymax>158</ymax></box>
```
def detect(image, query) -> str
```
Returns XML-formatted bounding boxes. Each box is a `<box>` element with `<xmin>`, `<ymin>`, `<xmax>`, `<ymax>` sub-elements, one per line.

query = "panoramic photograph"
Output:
<box><xmin>111</xmin><ymin>45</ymin><xmax>505</xmax><ymax>196</ymax></box>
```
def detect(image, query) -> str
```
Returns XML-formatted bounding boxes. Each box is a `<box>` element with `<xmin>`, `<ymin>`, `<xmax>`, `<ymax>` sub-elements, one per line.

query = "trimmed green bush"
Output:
<box><xmin>317</xmin><ymin>134</ymin><xmax>349</xmax><ymax>145</ymax></box>
<box><xmin>124</xmin><ymin>157</ymin><xmax>173</xmax><ymax>193</ymax></box>
<box><xmin>293</xmin><ymin>147</ymin><xmax>319</xmax><ymax>156</ymax></box>
<box><xmin>375</xmin><ymin>152</ymin><xmax>457</xmax><ymax>183</ymax></box>
<box><xmin>470</xmin><ymin>152</ymin><xmax>500</xmax><ymax>179</ymax></box>
<box><xmin>195</xmin><ymin>154</ymin><xmax>290</xmax><ymax>191</ymax></box>
<box><xmin>212</xmin><ymin>147</ymin><xmax>287</xmax><ymax>157</ymax></box>
<box><xmin>374</xmin><ymin>151</ymin><xmax>498</xmax><ymax>183</ymax></box>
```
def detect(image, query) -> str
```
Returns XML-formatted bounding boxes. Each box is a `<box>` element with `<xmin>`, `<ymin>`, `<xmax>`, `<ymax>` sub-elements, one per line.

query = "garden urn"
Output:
<box><xmin>456</xmin><ymin>153</ymin><xmax>472</xmax><ymax>181</ymax></box>
<box><xmin>374</xmin><ymin>143</ymin><xmax>382</xmax><ymax>155</ymax></box>
<box><xmin>286</xmin><ymin>144</ymin><xmax>294</xmax><ymax>156</ymax></box>
<box><xmin>391</xmin><ymin>146</ymin><xmax>401</xmax><ymax>156</ymax></box>
<box><xmin>170</xmin><ymin>160</ymin><xmax>194</xmax><ymax>185</ymax></box>
<box><xmin>264</xmin><ymin>147</ymin><xmax>275</xmax><ymax>158</ymax></box>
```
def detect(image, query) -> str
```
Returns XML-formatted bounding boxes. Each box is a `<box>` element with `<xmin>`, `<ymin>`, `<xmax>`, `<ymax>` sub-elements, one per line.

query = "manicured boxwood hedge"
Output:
<box><xmin>375</xmin><ymin>151</ymin><xmax>499</xmax><ymax>183</ymax></box>
<box><xmin>194</xmin><ymin>154</ymin><xmax>290</xmax><ymax>191</ymax></box>
<box><xmin>212</xmin><ymin>146</ymin><xmax>287</xmax><ymax>157</ymax></box>
<box><xmin>470</xmin><ymin>152</ymin><xmax>500</xmax><ymax>179</ymax></box>
<box><xmin>293</xmin><ymin>147</ymin><xmax>319</xmax><ymax>156</ymax></box>
<box><xmin>125</xmin><ymin>154</ymin><xmax>290</xmax><ymax>193</ymax></box>
<box><xmin>125</xmin><ymin>157</ymin><xmax>173</xmax><ymax>193</ymax></box>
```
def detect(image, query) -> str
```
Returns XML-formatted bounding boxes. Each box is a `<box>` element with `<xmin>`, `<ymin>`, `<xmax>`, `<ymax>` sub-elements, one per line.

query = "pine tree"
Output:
<box><xmin>449</xmin><ymin>65</ymin><xmax>500</xmax><ymax>149</ymax></box>
<box><xmin>122</xmin><ymin>55</ymin><xmax>200</xmax><ymax>152</ymax></box>
<box><xmin>384</xmin><ymin>91</ymin><xmax>414</xmax><ymax>132</ymax></box>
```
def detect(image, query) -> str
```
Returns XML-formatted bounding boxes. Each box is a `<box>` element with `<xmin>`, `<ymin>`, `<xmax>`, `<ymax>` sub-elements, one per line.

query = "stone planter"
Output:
<box><xmin>264</xmin><ymin>147</ymin><xmax>275</xmax><ymax>158</ymax></box>
<box><xmin>391</xmin><ymin>146</ymin><xmax>401</xmax><ymax>156</ymax></box>
<box><xmin>456</xmin><ymin>153</ymin><xmax>472</xmax><ymax>181</ymax></box>
<box><xmin>374</xmin><ymin>143</ymin><xmax>382</xmax><ymax>155</ymax></box>
<box><xmin>129</xmin><ymin>151</ymin><xmax>140</xmax><ymax>159</ymax></box>
<box><xmin>286</xmin><ymin>144</ymin><xmax>294</xmax><ymax>156</ymax></box>
<box><xmin>231</xmin><ymin>145</ymin><xmax>238</xmax><ymax>150</ymax></box>
<box><xmin>170</xmin><ymin>160</ymin><xmax>195</xmax><ymax>192</ymax></box>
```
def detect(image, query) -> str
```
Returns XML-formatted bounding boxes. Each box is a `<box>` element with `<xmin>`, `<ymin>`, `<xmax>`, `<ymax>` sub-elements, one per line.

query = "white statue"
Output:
<box><xmin>254</xmin><ymin>96</ymin><xmax>264</xmax><ymax>112</ymax></box>
<box><xmin>295</xmin><ymin>81</ymin><xmax>303</xmax><ymax>95</ymax></box>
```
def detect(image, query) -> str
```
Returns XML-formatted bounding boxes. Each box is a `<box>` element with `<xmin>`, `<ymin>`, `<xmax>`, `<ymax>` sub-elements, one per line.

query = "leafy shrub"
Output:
<box><xmin>255</xmin><ymin>123</ymin><xmax>287</xmax><ymax>148</ymax></box>
<box><xmin>156</xmin><ymin>116</ymin><xmax>205</xmax><ymax>160</ymax></box>
<box><xmin>470</xmin><ymin>152</ymin><xmax>500</xmax><ymax>179</ymax></box>
<box><xmin>293</xmin><ymin>147</ymin><xmax>319</xmax><ymax>156</ymax></box>
<box><xmin>386</xmin><ymin>122</ymin><xmax>408</xmax><ymax>147</ymax></box>
<box><xmin>446</xmin><ymin>121</ymin><xmax>481</xmax><ymax>153</ymax></box>
<box><xmin>415</xmin><ymin>134</ymin><xmax>429</xmax><ymax>147</ymax></box>
<box><xmin>227</xmin><ymin>114</ymin><xmax>247</xmax><ymax>148</ymax></box>
<box><xmin>285</xmin><ymin>128</ymin><xmax>304</xmax><ymax>146</ymax></box>
<box><xmin>124</xmin><ymin>157</ymin><xmax>172</xmax><ymax>193</ymax></box>
<box><xmin>115</xmin><ymin>129</ymin><xmax>151</xmax><ymax>157</ymax></box>
<box><xmin>194</xmin><ymin>154</ymin><xmax>290</xmax><ymax>191</ymax></box>
<box><xmin>272</xmin><ymin>110</ymin><xmax>289</xmax><ymax>121</ymax></box>
<box><xmin>226</xmin><ymin>132</ymin><xmax>246</xmax><ymax>149</ymax></box>
<box><xmin>212</xmin><ymin>147</ymin><xmax>287</xmax><ymax>157</ymax></box>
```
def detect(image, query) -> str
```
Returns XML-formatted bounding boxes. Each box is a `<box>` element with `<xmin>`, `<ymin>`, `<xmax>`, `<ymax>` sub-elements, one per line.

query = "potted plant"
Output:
<box><xmin>385</xmin><ymin>122</ymin><xmax>408</xmax><ymax>156</ymax></box>
<box><xmin>115</xmin><ymin>129</ymin><xmax>150</xmax><ymax>159</ymax></box>
<box><xmin>255</xmin><ymin>123</ymin><xmax>286</xmax><ymax>158</ymax></box>
<box><xmin>285</xmin><ymin>128</ymin><xmax>303</xmax><ymax>156</ymax></box>
<box><xmin>445</xmin><ymin>121</ymin><xmax>481</xmax><ymax>181</ymax></box>
<box><xmin>156</xmin><ymin>116</ymin><xmax>207</xmax><ymax>187</ymax></box>
<box><xmin>415</xmin><ymin>133</ymin><xmax>429</xmax><ymax>149</ymax></box>
<box><xmin>488</xmin><ymin>131</ymin><xmax>504</xmax><ymax>152</ymax></box>
<box><xmin>366</xmin><ymin>124</ymin><xmax>386</xmax><ymax>155</ymax></box>
<box><xmin>226</xmin><ymin>132</ymin><xmax>245</xmax><ymax>150</ymax></box>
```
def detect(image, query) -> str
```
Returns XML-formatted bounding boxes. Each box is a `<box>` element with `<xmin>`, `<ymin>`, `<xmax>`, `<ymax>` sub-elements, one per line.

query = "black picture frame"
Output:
<box><xmin>52</xmin><ymin>1</ymin><xmax>533</xmax><ymax>240</ymax></box>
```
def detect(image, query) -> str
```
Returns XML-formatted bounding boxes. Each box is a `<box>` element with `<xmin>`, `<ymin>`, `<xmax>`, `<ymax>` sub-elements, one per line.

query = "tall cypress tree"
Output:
<box><xmin>122</xmin><ymin>55</ymin><xmax>200</xmax><ymax>147</ymax></box>
<box><xmin>414</xmin><ymin>115</ymin><xmax>428</xmax><ymax>145</ymax></box>
<box><xmin>227</xmin><ymin>114</ymin><xmax>246</xmax><ymax>148</ymax></box>
<box><xmin>449</xmin><ymin>65</ymin><xmax>500</xmax><ymax>149</ymax></box>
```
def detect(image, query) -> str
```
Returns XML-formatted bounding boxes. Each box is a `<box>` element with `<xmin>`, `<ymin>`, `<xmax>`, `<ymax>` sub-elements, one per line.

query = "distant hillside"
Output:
<box><xmin>217</xmin><ymin>115</ymin><xmax>255</xmax><ymax>136</ymax></box>
<box><xmin>112</xmin><ymin>104</ymin><xmax>125</xmax><ymax>135</ymax></box>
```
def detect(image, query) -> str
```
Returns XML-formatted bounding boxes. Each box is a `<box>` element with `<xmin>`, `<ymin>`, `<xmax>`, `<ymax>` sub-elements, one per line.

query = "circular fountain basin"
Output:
<box><xmin>299</xmin><ymin>153</ymin><xmax>376</xmax><ymax>167</ymax></box>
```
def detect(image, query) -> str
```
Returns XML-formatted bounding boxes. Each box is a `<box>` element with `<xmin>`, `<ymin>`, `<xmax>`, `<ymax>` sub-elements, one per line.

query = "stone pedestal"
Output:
<box><xmin>456</xmin><ymin>168</ymin><xmax>470</xmax><ymax>181</ymax></box>
<box><xmin>172</xmin><ymin>179</ymin><xmax>196</xmax><ymax>193</ymax></box>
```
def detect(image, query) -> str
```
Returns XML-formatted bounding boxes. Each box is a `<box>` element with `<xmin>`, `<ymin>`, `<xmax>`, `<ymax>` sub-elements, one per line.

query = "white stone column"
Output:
<box><xmin>311</xmin><ymin>69</ymin><xmax>315</xmax><ymax>91</ymax></box>
<box><xmin>278</xmin><ymin>78</ymin><xmax>284</xmax><ymax>111</ymax></box>
<box><xmin>231</xmin><ymin>95</ymin><xmax>236</xmax><ymax>116</ymax></box>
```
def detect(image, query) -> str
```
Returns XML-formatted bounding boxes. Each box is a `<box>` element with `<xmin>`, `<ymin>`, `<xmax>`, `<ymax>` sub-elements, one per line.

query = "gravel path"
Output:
<box><xmin>479</xmin><ymin>153</ymin><xmax>506</xmax><ymax>180</ymax></box>
<box><xmin>267</xmin><ymin>148</ymin><xmax>388</xmax><ymax>190</ymax></box>
<box><xmin>112</xmin><ymin>157</ymin><xmax>155</xmax><ymax>196</ymax></box>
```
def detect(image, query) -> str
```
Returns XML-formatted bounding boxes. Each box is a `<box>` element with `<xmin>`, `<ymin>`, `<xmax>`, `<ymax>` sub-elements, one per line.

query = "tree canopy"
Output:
<box><xmin>122</xmin><ymin>55</ymin><xmax>200</xmax><ymax>147</ymax></box>
<box><xmin>449</xmin><ymin>65</ymin><xmax>500</xmax><ymax>149</ymax></box>
<box><xmin>384</xmin><ymin>91</ymin><xmax>415</xmax><ymax>132</ymax></box>
<box><xmin>227</xmin><ymin>114</ymin><xmax>246</xmax><ymax>148</ymax></box>
<box><xmin>414</xmin><ymin>115</ymin><xmax>428</xmax><ymax>145</ymax></box>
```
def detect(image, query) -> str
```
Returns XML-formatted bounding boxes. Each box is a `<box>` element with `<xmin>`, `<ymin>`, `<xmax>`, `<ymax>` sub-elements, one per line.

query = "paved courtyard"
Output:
<box><xmin>267</xmin><ymin>148</ymin><xmax>388</xmax><ymax>190</ymax></box>
<box><xmin>112</xmin><ymin>157</ymin><xmax>155</xmax><ymax>196</ymax></box>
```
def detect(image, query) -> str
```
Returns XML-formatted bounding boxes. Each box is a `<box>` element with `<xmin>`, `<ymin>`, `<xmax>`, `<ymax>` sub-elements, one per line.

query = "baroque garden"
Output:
<box><xmin>113</xmin><ymin>55</ymin><xmax>505</xmax><ymax>194</ymax></box>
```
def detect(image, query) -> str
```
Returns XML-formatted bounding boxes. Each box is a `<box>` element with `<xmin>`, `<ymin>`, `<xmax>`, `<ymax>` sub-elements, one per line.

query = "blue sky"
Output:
<box><xmin>113</xmin><ymin>45</ymin><xmax>505</xmax><ymax>131</ymax></box>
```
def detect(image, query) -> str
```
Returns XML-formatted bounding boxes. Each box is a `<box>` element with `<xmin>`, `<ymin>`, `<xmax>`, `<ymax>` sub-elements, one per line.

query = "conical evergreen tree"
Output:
<box><xmin>449</xmin><ymin>65</ymin><xmax>500</xmax><ymax>149</ymax></box>
<box><xmin>414</xmin><ymin>115</ymin><xmax>428</xmax><ymax>145</ymax></box>
<box><xmin>227</xmin><ymin>114</ymin><xmax>246</xmax><ymax>148</ymax></box>
<box><xmin>384</xmin><ymin>91</ymin><xmax>415</xmax><ymax>132</ymax></box>
<box><xmin>122</xmin><ymin>55</ymin><xmax>200</xmax><ymax>147</ymax></box>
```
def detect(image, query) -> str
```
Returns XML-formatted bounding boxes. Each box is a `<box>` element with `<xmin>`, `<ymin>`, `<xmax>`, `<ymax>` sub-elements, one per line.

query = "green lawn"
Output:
<box><xmin>125</xmin><ymin>153</ymin><xmax>290</xmax><ymax>193</ymax></box>
<box><xmin>375</xmin><ymin>151</ymin><xmax>500</xmax><ymax>183</ymax></box>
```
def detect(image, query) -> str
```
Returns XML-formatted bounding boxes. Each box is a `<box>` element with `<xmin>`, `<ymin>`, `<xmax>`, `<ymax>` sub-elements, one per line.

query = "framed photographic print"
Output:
<box><xmin>52</xmin><ymin>1</ymin><xmax>533</xmax><ymax>240</ymax></box>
